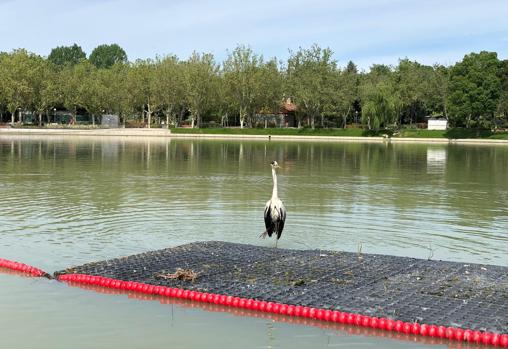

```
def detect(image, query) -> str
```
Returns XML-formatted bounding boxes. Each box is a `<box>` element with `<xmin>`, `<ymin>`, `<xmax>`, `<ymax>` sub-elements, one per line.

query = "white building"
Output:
<box><xmin>427</xmin><ymin>116</ymin><xmax>448</xmax><ymax>130</ymax></box>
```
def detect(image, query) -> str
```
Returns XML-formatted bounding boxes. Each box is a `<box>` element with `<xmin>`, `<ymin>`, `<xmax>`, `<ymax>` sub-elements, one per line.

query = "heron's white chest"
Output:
<box><xmin>268</xmin><ymin>198</ymin><xmax>284</xmax><ymax>219</ymax></box>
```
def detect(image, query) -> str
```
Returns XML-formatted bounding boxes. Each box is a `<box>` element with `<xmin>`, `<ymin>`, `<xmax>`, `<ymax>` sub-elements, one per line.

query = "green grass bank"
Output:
<box><xmin>171</xmin><ymin>127</ymin><xmax>508</xmax><ymax>140</ymax></box>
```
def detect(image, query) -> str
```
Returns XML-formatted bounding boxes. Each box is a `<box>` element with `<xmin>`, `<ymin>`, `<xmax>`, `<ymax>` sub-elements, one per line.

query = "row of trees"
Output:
<box><xmin>0</xmin><ymin>43</ymin><xmax>507</xmax><ymax>129</ymax></box>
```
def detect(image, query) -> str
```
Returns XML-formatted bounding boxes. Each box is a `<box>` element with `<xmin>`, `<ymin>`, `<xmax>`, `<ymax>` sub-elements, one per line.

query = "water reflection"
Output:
<box><xmin>1</xmin><ymin>136</ymin><xmax>506</xmax><ymax>349</ymax></box>
<box><xmin>0</xmin><ymin>136</ymin><xmax>507</xmax><ymax>269</ymax></box>
<box><xmin>427</xmin><ymin>148</ymin><xmax>447</xmax><ymax>174</ymax></box>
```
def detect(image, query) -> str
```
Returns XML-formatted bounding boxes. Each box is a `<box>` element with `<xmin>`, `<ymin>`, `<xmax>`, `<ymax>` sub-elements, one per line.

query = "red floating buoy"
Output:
<box><xmin>491</xmin><ymin>333</ymin><xmax>500</xmax><ymax>347</ymax></box>
<box><xmin>286</xmin><ymin>305</ymin><xmax>295</xmax><ymax>316</ymax></box>
<box><xmin>499</xmin><ymin>334</ymin><xmax>508</xmax><ymax>347</ymax></box>
<box><xmin>481</xmin><ymin>332</ymin><xmax>492</xmax><ymax>346</ymax></box>
<box><xmin>347</xmin><ymin>313</ymin><xmax>355</xmax><ymax>324</ymax></box>
<box><xmin>445</xmin><ymin>327</ymin><xmax>455</xmax><ymax>340</ymax></box>
<box><xmin>369</xmin><ymin>317</ymin><xmax>379</xmax><ymax>329</ymax></box>
<box><xmin>279</xmin><ymin>304</ymin><xmax>288</xmax><ymax>315</ymax></box>
<box><xmin>394</xmin><ymin>321</ymin><xmax>404</xmax><ymax>333</ymax></box>
<box><xmin>292</xmin><ymin>305</ymin><xmax>301</xmax><ymax>317</ymax></box>
<box><xmin>454</xmin><ymin>328</ymin><xmax>464</xmax><ymax>342</ymax></box>
<box><xmin>437</xmin><ymin>326</ymin><xmax>446</xmax><ymax>338</ymax></box>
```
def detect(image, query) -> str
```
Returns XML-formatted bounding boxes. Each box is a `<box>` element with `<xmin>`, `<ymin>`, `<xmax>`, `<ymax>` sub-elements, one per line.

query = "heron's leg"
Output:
<box><xmin>259</xmin><ymin>231</ymin><xmax>268</xmax><ymax>239</ymax></box>
<box><xmin>275</xmin><ymin>239</ymin><xmax>278</xmax><ymax>248</ymax></box>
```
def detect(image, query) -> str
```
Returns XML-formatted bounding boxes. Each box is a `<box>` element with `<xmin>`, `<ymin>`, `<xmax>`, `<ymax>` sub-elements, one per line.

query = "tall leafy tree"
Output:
<box><xmin>48</xmin><ymin>44</ymin><xmax>86</xmax><ymax>67</ymax></box>
<box><xmin>89</xmin><ymin>44</ymin><xmax>128</xmax><ymax>69</ymax></box>
<box><xmin>337</xmin><ymin>61</ymin><xmax>359</xmax><ymax>128</ymax></box>
<box><xmin>429</xmin><ymin>64</ymin><xmax>450</xmax><ymax>119</ymax></box>
<box><xmin>154</xmin><ymin>55</ymin><xmax>185</xmax><ymax>126</ymax></box>
<box><xmin>257</xmin><ymin>58</ymin><xmax>284</xmax><ymax>123</ymax></box>
<box><xmin>127</xmin><ymin>59</ymin><xmax>160</xmax><ymax>127</ymax></box>
<box><xmin>495</xmin><ymin>60</ymin><xmax>508</xmax><ymax>127</ymax></box>
<box><xmin>394</xmin><ymin>59</ymin><xmax>434</xmax><ymax>126</ymax></box>
<box><xmin>182</xmin><ymin>52</ymin><xmax>218</xmax><ymax>128</ymax></box>
<box><xmin>223</xmin><ymin>45</ymin><xmax>264</xmax><ymax>128</ymax></box>
<box><xmin>360</xmin><ymin>65</ymin><xmax>396</xmax><ymax>130</ymax></box>
<box><xmin>286</xmin><ymin>45</ymin><xmax>337</xmax><ymax>129</ymax></box>
<box><xmin>60</xmin><ymin>60</ymin><xmax>97</xmax><ymax>123</ymax></box>
<box><xmin>0</xmin><ymin>49</ymin><xmax>41</xmax><ymax>123</ymax></box>
<box><xmin>448</xmin><ymin>51</ymin><xmax>501</xmax><ymax>128</ymax></box>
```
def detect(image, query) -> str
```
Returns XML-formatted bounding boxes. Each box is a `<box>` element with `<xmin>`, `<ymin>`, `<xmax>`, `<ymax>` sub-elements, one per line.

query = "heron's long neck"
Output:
<box><xmin>271</xmin><ymin>167</ymin><xmax>278</xmax><ymax>199</ymax></box>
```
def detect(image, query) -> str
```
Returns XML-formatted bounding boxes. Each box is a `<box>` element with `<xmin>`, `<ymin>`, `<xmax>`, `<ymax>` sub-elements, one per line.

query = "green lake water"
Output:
<box><xmin>1</xmin><ymin>135</ymin><xmax>507</xmax><ymax>348</ymax></box>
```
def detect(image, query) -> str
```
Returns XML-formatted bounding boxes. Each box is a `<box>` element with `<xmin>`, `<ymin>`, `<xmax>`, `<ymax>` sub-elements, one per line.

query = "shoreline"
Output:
<box><xmin>2</xmin><ymin>127</ymin><xmax>508</xmax><ymax>145</ymax></box>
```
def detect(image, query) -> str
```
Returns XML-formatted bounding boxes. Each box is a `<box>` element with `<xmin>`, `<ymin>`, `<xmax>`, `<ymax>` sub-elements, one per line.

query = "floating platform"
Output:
<box><xmin>53</xmin><ymin>241</ymin><xmax>508</xmax><ymax>339</ymax></box>
<box><xmin>3</xmin><ymin>241</ymin><xmax>508</xmax><ymax>346</ymax></box>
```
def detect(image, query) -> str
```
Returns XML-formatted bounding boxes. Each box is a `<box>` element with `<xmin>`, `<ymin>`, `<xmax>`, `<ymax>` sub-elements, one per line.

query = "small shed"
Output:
<box><xmin>426</xmin><ymin>115</ymin><xmax>448</xmax><ymax>130</ymax></box>
<box><xmin>101</xmin><ymin>114</ymin><xmax>120</xmax><ymax>128</ymax></box>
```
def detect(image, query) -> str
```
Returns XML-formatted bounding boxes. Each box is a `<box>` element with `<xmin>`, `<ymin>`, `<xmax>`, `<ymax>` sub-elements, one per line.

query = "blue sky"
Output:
<box><xmin>1</xmin><ymin>0</ymin><xmax>507</xmax><ymax>70</ymax></box>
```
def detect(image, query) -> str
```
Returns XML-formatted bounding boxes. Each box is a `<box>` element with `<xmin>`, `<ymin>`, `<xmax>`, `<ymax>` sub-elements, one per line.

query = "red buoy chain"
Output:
<box><xmin>57</xmin><ymin>273</ymin><xmax>508</xmax><ymax>347</ymax></box>
<box><xmin>0</xmin><ymin>258</ymin><xmax>49</xmax><ymax>277</ymax></box>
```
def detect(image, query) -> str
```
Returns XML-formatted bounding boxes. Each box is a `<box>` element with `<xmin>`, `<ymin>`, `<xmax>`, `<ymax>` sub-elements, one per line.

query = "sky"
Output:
<box><xmin>0</xmin><ymin>0</ymin><xmax>507</xmax><ymax>70</ymax></box>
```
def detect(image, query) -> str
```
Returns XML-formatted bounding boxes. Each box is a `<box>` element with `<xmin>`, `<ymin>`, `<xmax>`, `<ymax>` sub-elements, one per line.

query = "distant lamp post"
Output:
<box><xmin>53</xmin><ymin>108</ymin><xmax>56</xmax><ymax>123</ymax></box>
<box><xmin>355</xmin><ymin>110</ymin><xmax>358</xmax><ymax>125</ymax></box>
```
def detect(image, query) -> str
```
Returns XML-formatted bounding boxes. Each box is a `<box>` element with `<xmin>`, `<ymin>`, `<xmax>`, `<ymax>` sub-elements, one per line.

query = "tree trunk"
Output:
<box><xmin>177</xmin><ymin>107</ymin><xmax>185</xmax><ymax>128</ymax></box>
<box><xmin>92</xmin><ymin>114</ymin><xmax>95</xmax><ymax>127</ymax></box>
<box><xmin>311</xmin><ymin>115</ymin><xmax>315</xmax><ymax>129</ymax></box>
<box><xmin>11</xmin><ymin>109</ymin><xmax>15</xmax><ymax>124</ymax></box>
<box><xmin>38</xmin><ymin>112</ymin><xmax>42</xmax><ymax>127</ymax></box>
<box><xmin>147</xmin><ymin>103</ymin><xmax>152</xmax><ymax>128</ymax></box>
<box><xmin>343</xmin><ymin>106</ymin><xmax>351</xmax><ymax>129</ymax></box>
<box><xmin>72</xmin><ymin>107</ymin><xmax>77</xmax><ymax>125</ymax></box>
<box><xmin>239</xmin><ymin>107</ymin><xmax>246</xmax><ymax>129</ymax></box>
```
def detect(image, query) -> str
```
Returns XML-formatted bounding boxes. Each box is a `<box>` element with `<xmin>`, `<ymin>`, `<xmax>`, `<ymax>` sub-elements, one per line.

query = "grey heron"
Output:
<box><xmin>260</xmin><ymin>160</ymin><xmax>287</xmax><ymax>247</ymax></box>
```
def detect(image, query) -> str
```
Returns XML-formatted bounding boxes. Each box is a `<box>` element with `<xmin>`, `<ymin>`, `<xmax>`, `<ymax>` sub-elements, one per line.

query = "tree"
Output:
<box><xmin>256</xmin><ymin>59</ymin><xmax>283</xmax><ymax>126</ymax></box>
<box><xmin>154</xmin><ymin>55</ymin><xmax>185</xmax><ymax>127</ymax></box>
<box><xmin>60</xmin><ymin>60</ymin><xmax>97</xmax><ymax>123</ymax></box>
<box><xmin>394</xmin><ymin>59</ymin><xmax>434</xmax><ymax>126</ymax></box>
<box><xmin>127</xmin><ymin>59</ymin><xmax>160</xmax><ymax>127</ymax></box>
<box><xmin>360</xmin><ymin>65</ymin><xmax>396</xmax><ymax>130</ymax></box>
<box><xmin>100</xmin><ymin>63</ymin><xmax>129</xmax><ymax>124</ymax></box>
<box><xmin>0</xmin><ymin>49</ymin><xmax>41</xmax><ymax>123</ymax></box>
<box><xmin>89</xmin><ymin>44</ymin><xmax>128</xmax><ymax>69</ymax></box>
<box><xmin>182</xmin><ymin>52</ymin><xmax>218</xmax><ymax>128</ymax></box>
<box><xmin>286</xmin><ymin>45</ymin><xmax>337</xmax><ymax>129</ymax></box>
<box><xmin>448</xmin><ymin>51</ymin><xmax>501</xmax><ymax>128</ymax></box>
<box><xmin>223</xmin><ymin>45</ymin><xmax>264</xmax><ymax>128</ymax></box>
<box><xmin>495</xmin><ymin>60</ymin><xmax>508</xmax><ymax>128</ymax></box>
<box><xmin>48</xmin><ymin>44</ymin><xmax>86</xmax><ymax>67</ymax></box>
<box><xmin>31</xmin><ymin>57</ymin><xmax>60</xmax><ymax>126</ymax></box>
<box><xmin>429</xmin><ymin>64</ymin><xmax>450</xmax><ymax>119</ymax></box>
<box><xmin>337</xmin><ymin>61</ymin><xmax>359</xmax><ymax>128</ymax></box>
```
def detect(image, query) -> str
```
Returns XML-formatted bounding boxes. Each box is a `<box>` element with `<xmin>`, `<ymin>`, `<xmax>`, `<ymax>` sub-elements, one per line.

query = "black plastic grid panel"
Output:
<box><xmin>55</xmin><ymin>241</ymin><xmax>508</xmax><ymax>333</ymax></box>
